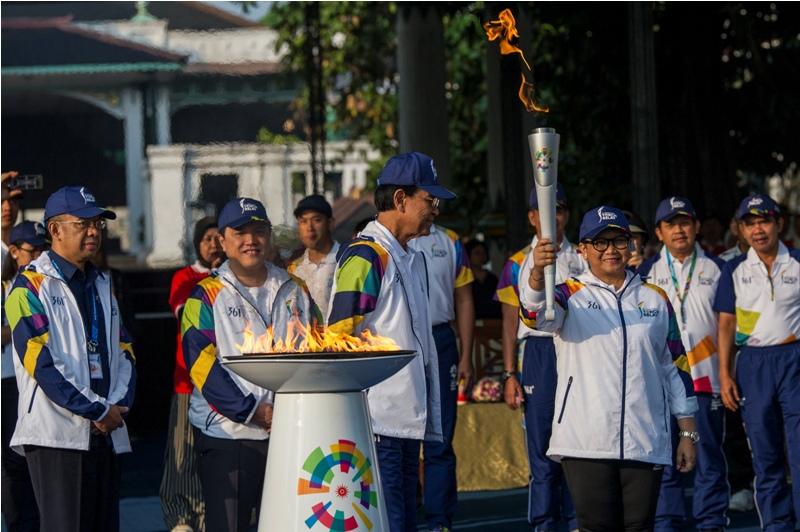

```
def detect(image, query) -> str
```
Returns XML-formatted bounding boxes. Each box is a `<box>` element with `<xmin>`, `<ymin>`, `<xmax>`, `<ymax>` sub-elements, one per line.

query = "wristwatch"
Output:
<box><xmin>502</xmin><ymin>370</ymin><xmax>516</xmax><ymax>382</ymax></box>
<box><xmin>678</xmin><ymin>430</ymin><xmax>700</xmax><ymax>444</ymax></box>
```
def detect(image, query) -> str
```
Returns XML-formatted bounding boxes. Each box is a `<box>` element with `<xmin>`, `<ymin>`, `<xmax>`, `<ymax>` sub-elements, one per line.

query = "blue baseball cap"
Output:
<box><xmin>579</xmin><ymin>206</ymin><xmax>631</xmax><ymax>241</ymax></box>
<box><xmin>736</xmin><ymin>194</ymin><xmax>780</xmax><ymax>220</ymax></box>
<box><xmin>654</xmin><ymin>196</ymin><xmax>697</xmax><ymax>225</ymax></box>
<box><xmin>43</xmin><ymin>186</ymin><xmax>116</xmax><ymax>221</ymax></box>
<box><xmin>9</xmin><ymin>221</ymin><xmax>47</xmax><ymax>247</ymax></box>
<box><xmin>376</xmin><ymin>152</ymin><xmax>456</xmax><ymax>200</ymax></box>
<box><xmin>529</xmin><ymin>182</ymin><xmax>567</xmax><ymax>210</ymax></box>
<box><xmin>218</xmin><ymin>197</ymin><xmax>270</xmax><ymax>232</ymax></box>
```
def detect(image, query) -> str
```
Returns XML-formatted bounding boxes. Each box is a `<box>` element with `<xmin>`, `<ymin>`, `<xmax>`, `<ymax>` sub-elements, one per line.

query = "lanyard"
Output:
<box><xmin>50</xmin><ymin>257</ymin><xmax>102</xmax><ymax>353</ymax></box>
<box><xmin>666</xmin><ymin>250</ymin><xmax>697</xmax><ymax>326</ymax></box>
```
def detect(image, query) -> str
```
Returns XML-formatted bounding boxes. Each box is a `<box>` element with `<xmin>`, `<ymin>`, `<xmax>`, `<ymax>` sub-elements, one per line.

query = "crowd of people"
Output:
<box><xmin>1</xmin><ymin>155</ymin><xmax>798</xmax><ymax>532</ymax></box>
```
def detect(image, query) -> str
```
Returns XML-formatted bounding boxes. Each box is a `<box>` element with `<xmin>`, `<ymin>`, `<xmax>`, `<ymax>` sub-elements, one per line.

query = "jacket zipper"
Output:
<box><xmin>590</xmin><ymin>276</ymin><xmax>634</xmax><ymax>461</ymax></box>
<box><xmin>49</xmin><ymin>276</ymin><xmax>96</xmax><ymax>384</ymax></box>
<box><xmin>616</xmin><ymin>295</ymin><xmax>628</xmax><ymax>460</ymax></box>
<box><xmin>27</xmin><ymin>384</ymin><xmax>39</xmax><ymax>413</ymax></box>
<box><xmin>557</xmin><ymin>376</ymin><xmax>573</xmax><ymax>424</ymax></box>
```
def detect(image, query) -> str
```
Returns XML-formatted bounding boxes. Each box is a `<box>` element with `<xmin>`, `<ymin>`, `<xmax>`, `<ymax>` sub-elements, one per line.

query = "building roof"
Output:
<box><xmin>2</xmin><ymin>17</ymin><xmax>186</xmax><ymax>76</ymax></box>
<box><xmin>1</xmin><ymin>1</ymin><xmax>258</xmax><ymax>30</ymax></box>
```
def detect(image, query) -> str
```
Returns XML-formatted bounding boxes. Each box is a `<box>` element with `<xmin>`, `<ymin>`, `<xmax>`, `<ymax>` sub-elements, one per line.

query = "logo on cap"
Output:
<box><xmin>80</xmin><ymin>187</ymin><xmax>95</xmax><ymax>204</ymax></box>
<box><xmin>597</xmin><ymin>206</ymin><xmax>617</xmax><ymax>222</ymax></box>
<box><xmin>748</xmin><ymin>197</ymin><xmax>763</xmax><ymax>208</ymax></box>
<box><xmin>669</xmin><ymin>197</ymin><xmax>685</xmax><ymax>209</ymax></box>
<box><xmin>430</xmin><ymin>159</ymin><xmax>438</xmax><ymax>180</ymax></box>
<box><xmin>35</xmin><ymin>224</ymin><xmax>45</xmax><ymax>236</ymax></box>
<box><xmin>240</xmin><ymin>198</ymin><xmax>258</xmax><ymax>214</ymax></box>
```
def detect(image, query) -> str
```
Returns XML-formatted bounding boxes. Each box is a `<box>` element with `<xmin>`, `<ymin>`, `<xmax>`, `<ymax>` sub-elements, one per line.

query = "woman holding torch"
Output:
<box><xmin>518</xmin><ymin>206</ymin><xmax>699</xmax><ymax>531</ymax></box>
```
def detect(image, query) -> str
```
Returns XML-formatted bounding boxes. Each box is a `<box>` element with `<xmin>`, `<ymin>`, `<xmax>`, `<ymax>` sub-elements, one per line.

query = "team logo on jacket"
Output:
<box><xmin>297</xmin><ymin>439</ymin><xmax>378</xmax><ymax>530</ymax></box>
<box><xmin>638</xmin><ymin>302</ymin><xmax>659</xmax><ymax>318</ymax></box>
<box><xmin>431</xmin><ymin>243</ymin><xmax>447</xmax><ymax>258</ymax></box>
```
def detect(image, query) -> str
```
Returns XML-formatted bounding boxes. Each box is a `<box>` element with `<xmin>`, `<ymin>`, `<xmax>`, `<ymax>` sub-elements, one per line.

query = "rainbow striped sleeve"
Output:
<box><xmin>519</xmin><ymin>278</ymin><xmax>584</xmax><ymax>329</ymax></box>
<box><xmin>288</xmin><ymin>273</ymin><xmax>324</xmax><ymax>327</ymax></box>
<box><xmin>445</xmin><ymin>228</ymin><xmax>474</xmax><ymax>288</ymax></box>
<box><xmin>644</xmin><ymin>283</ymin><xmax>695</xmax><ymax>399</ymax></box>
<box><xmin>494</xmin><ymin>246</ymin><xmax>529</xmax><ymax>307</ymax></box>
<box><xmin>4</xmin><ymin>270</ymin><xmax>108</xmax><ymax>420</ymax></box>
<box><xmin>327</xmin><ymin>239</ymin><xmax>388</xmax><ymax>335</ymax></box>
<box><xmin>181</xmin><ymin>276</ymin><xmax>256</xmax><ymax>423</ymax></box>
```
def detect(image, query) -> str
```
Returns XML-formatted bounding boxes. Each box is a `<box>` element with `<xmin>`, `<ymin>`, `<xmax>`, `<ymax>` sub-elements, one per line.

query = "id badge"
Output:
<box><xmin>89</xmin><ymin>354</ymin><xmax>104</xmax><ymax>380</ymax></box>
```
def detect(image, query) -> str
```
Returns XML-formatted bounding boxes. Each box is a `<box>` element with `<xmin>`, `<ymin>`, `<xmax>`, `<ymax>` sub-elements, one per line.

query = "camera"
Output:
<box><xmin>4</xmin><ymin>174</ymin><xmax>43</xmax><ymax>192</ymax></box>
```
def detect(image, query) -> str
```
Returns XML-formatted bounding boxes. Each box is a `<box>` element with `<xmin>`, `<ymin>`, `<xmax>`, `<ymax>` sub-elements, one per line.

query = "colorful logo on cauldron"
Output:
<box><xmin>534</xmin><ymin>147</ymin><xmax>552</xmax><ymax>171</ymax></box>
<box><xmin>297</xmin><ymin>439</ymin><xmax>378</xmax><ymax>530</ymax></box>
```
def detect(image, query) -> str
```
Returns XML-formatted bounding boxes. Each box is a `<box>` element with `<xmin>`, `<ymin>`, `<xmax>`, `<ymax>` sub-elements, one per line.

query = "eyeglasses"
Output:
<box><xmin>583</xmin><ymin>236</ymin><xmax>631</xmax><ymax>252</ymax></box>
<box><xmin>54</xmin><ymin>219</ymin><xmax>106</xmax><ymax>231</ymax></box>
<box><xmin>420</xmin><ymin>196</ymin><xmax>440</xmax><ymax>210</ymax></box>
<box><xmin>16</xmin><ymin>246</ymin><xmax>44</xmax><ymax>255</ymax></box>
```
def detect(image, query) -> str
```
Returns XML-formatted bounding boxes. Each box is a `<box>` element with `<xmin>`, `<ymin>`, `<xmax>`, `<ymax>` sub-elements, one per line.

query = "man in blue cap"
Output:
<box><xmin>638</xmin><ymin>196</ymin><xmax>729</xmax><ymax>531</ymax></box>
<box><xmin>182</xmin><ymin>197</ymin><xmax>320</xmax><ymax>531</ymax></box>
<box><xmin>1</xmin><ymin>221</ymin><xmax>47</xmax><ymax>532</ymax></box>
<box><xmin>328</xmin><ymin>152</ymin><xmax>453</xmax><ymax>532</ymax></box>
<box><xmin>496</xmin><ymin>183</ymin><xmax>582</xmax><ymax>532</ymax></box>
<box><xmin>4</xmin><ymin>186</ymin><xmax>136</xmax><ymax>532</ymax></box>
<box><xmin>715</xmin><ymin>194</ymin><xmax>800</xmax><ymax>531</ymax></box>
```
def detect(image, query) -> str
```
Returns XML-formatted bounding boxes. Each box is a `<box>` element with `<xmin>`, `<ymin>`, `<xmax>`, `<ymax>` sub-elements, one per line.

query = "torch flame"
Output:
<box><xmin>235</xmin><ymin>321</ymin><xmax>400</xmax><ymax>354</ymax></box>
<box><xmin>484</xmin><ymin>8</ymin><xmax>549</xmax><ymax>113</ymax></box>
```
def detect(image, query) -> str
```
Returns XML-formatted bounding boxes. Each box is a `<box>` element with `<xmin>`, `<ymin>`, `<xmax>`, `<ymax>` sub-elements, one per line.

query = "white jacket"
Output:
<box><xmin>5</xmin><ymin>252</ymin><xmax>135</xmax><ymax>454</ymax></box>
<box><xmin>519</xmin><ymin>270</ymin><xmax>698</xmax><ymax>465</ymax></box>
<box><xmin>182</xmin><ymin>261</ymin><xmax>320</xmax><ymax>440</ymax></box>
<box><xmin>327</xmin><ymin>221</ymin><xmax>443</xmax><ymax>441</ymax></box>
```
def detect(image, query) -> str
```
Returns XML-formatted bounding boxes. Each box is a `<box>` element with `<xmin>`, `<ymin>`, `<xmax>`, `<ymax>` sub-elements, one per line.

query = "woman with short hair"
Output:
<box><xmin>519</xmin><ymin>206</ymin><xmax>699</xmax><ymax>531</ymax></box>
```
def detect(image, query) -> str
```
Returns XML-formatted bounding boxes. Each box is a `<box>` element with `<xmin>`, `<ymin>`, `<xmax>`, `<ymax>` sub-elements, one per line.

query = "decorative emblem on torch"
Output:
<box><xmin>297</xmin><ymin>439</ymin><xmax>378</xmax><ymax>530</ymax></box>
<box><xmin>534</xmin><ymin>147</ymin><xmax>553</xmax><ymax>171</ymax></box>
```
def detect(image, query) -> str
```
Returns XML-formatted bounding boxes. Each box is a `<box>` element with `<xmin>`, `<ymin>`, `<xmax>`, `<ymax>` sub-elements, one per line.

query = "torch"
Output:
<box><xmin>528</xmin><ymin>127</ymin><xmax>559</xmax><ymax>320</ymax></box>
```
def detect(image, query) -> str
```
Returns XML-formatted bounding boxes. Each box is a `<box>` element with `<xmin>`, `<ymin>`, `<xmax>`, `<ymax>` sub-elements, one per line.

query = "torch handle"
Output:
<box><xmin>535</xmin><ymin>183</ymin><xmax>557</xmax><ymax>321</ymax></box>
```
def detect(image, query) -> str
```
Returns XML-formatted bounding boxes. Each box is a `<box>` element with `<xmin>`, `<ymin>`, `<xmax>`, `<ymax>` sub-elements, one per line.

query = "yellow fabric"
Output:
<box><xmin>450</xmin><ymin>403</ymin><xmax>528</xmax><ymax>491</ymax></box>
<box><xmin>495</xmin><ymin>285</ymin><xmax>519</xmax><ymax>307</ymax></box>
<box><xmin>735</xmin><ymin>307</ymin><xmax>760</xmax><ymax>336</ymax></box>
<box><xmin>190</xmin><ymin>343</ymin><xmax>218</xmax><ymax>392</ymax></box>
<box><xmin>326</xmin><ymin>315</ymin><xmax>363</xmax><ymax>336</ymax></box>
<box><xmin>23</xmin><ymin>332</ymin><xmax>49</xmax><ymax>377</ymax></box>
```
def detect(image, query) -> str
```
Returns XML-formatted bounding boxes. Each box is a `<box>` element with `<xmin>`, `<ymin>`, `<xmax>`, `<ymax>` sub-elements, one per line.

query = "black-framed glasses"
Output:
<box><xmin>54</xmin><ymin>219</ymin><xmax>106</xmax><ymax>231</ymax></box>
<box><xmin>583</xmin><ymin>236</ymin><xmax>631</xmax><ymax>252</ymax></box>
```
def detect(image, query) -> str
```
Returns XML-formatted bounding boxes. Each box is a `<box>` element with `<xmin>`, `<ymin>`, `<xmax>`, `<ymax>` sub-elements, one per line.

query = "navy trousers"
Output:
<box><xmin>655</xmin><ymin>394</ymin><xmax>729</xmax><ymax>531</ymax></box>
<box><xmin>375</xmin><ymin>435</ymin><xmax>420</xmax><ymax>532</ymax></box>
<box><xmin>737</xmin><ymin>341</ymin><xmax>800</xmax><ymax>532</ymax></box>
<box><xmin>521</xmin><ymin>336</ymin><xmax>576</xmax><ymax>531</ymax></box>
<box><xmin>423</xmin><ymin>323</ymin><xmax>459</xmax><ymax>529</ymax></box>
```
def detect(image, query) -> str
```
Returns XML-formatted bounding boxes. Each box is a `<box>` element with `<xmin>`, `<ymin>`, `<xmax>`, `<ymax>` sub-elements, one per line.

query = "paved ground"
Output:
<box><xmin>116</xmin><ymin>433</ymin><xmax>771</xmax><ymax>532</ymax></box>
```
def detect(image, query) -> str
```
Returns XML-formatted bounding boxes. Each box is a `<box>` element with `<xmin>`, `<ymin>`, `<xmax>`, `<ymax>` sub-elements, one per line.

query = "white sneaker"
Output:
<box><xmin>729</xmin><ymin>488</ymin><xmax>755</xmax><ymax>512</ymax></box>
